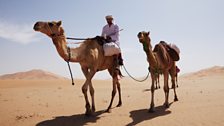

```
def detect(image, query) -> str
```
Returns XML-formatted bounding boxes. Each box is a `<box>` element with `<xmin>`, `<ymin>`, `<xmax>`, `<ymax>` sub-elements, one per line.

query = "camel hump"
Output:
<box><xmin>153</xmin><ymin>43</ymin><xmax>169</xmax><ymax>65</ymax></box>
<box><xmin>93</xmin><ymin>36</ymin><xmax>105</xmax><ymax>46</ymax></box>
<box><xmin>159</xmin><ymin>41</ymin><xmax>180</xmax><ymax>61</ymax></box>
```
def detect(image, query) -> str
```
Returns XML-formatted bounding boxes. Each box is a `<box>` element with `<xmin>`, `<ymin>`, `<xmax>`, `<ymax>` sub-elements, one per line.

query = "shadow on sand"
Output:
<box><xmin>143</xmin><ymin>87</ymin><xmax>176</xmax><ymax>92</ymax></box>
<box><xmin>36</xmin><ymin>110</ymin><xmax>105</xmax><ymax>126</ymax></box>
<box><xmin>126</xmin><ymin>104</ymin><xmax>172</xmax><ymax>126</ymax></box>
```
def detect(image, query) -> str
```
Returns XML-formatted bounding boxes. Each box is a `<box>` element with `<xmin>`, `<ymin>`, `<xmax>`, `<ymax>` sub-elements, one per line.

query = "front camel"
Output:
<box><xmin>33</xmin><ymin>21</ymin><xmax>122</xmax><ymax>116</ymax></box>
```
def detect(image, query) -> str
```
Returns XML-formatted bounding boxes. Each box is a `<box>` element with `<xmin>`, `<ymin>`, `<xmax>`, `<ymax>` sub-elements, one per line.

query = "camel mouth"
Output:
<box><xmin>138</xmin><ymin>39</ymin><xmax>144</xmax><ymax>43</ymax></box>
<box><xmin>138</xmin><ymin>37</ymin><xmax>144</xmax><ymax>43</ymax></box>
<box><xmin>137</xmin><ymin>32</ymin><xmax>144</xmax><ymax>42</ymax></box>
<box><xmin>33</xmin><ymin>22</ymin><xmax>40</xmax><ymax>31</ymax></box>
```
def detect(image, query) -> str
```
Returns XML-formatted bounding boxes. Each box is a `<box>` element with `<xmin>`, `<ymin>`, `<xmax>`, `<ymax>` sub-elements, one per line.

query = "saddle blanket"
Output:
<box><xmin>103</xmin><ymin>42</ymin><xmax>121</xmax><ymax>56</ymax></box>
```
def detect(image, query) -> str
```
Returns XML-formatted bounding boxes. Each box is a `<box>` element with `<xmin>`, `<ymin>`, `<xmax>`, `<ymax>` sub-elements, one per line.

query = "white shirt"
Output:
<box><xmin>101</xmin><ymin>24</ymin><xmax>120</xmax><ymax>46</ymax></box>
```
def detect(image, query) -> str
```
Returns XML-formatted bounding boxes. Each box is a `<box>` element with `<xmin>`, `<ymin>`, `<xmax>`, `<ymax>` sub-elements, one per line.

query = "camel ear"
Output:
<box><xmin>57</xmin><ymin>21</ymin><xmax>62</xmax><ymax>26</ymax></box>
<box><xmin>147</xmin><ymin>31</ymin><xmax>150</xmax><ymax>35</ymax></box>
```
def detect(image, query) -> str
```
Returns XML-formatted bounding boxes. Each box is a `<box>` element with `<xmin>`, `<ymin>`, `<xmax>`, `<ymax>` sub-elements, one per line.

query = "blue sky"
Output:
<box><xmin>0</xmin><ymin>0</ymin><xmax>224</xmax><ymax>79</ymax></box>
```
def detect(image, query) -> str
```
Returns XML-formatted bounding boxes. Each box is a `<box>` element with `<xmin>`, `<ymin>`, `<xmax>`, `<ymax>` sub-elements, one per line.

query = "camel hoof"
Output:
<box><xmin>163</xmin><ymin>103</ymin><xmax>169</xmax><ymax>108</ymax></box>
<box><xmin>105</xmin><ymin>109</ymin><xmax>111</xmax><ymax>113</ymax></box>
<box><xmin>174</xmin><ymin>97</ymin><xmax>178</xmax><ymax>102</ymax></box>
<box><xmin>85</xmin><ymin>109</ymin><xmax>92</xmax><ymax>116</ymax></box>
<box><xmin>116</xmin><ymin>102</ymin><xmax>122</xmax><ymax>107</ymax></box>
<box><xmin>148</xmin><ymin>107</ymin><xmax>155</xmax><ymax>113</ymax></box>
<box><xmin>92</xmin><ymin>106</ymin><xmax>96</xmax><ymax>113</ymax></box>
<box><xmin>85</xmin><ymin>111</ymin><xmax>92</xmax><ymax>117</ymax></box>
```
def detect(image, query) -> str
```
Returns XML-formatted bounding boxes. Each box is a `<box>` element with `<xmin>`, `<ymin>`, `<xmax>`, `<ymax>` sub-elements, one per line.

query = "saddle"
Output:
<box><xmin>159</xmin><ymin>41</ymin><xmax>180</xmax><ymax>61</ymax></box>
<box><xmin>93</xmin><ymin>36</ymin><xmax>113</xmax><ymax>46</ymax></box>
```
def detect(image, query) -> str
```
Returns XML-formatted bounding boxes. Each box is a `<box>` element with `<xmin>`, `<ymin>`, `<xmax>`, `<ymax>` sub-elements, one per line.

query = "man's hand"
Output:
<box><xmin>106</xmin><ymin>36</ymin><xmax>112</xmax><ymax>40</ymax></box>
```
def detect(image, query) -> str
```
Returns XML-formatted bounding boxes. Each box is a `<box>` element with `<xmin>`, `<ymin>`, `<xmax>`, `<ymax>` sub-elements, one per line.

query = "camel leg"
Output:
<box><xmin>163</xmin><ymin>71</ymin><xmax>169</xmax><ymax>108</ymax></box>
<box><xmin>170</xmin><ymin>67</ymin><xmax>178</xmax><ymax>101</ymax></box>
<box><xmin>89</xmin><ymin>81</ymin><xmax>95</xmax><ymax>112</ymax></box>
<box><xmin>176</xmin><ymin>74</ymin><xmax>178</xmax><ymax>88</ymax></box>
<box><xmin>106</xmin><ymin>77</ymin><xmax>118</xmax><ymax>112</ymax></box>
<box><xmin>82</xmin><ymin>80</ymin><xmax>91</xmax><ymax>116</ymax></box>
<box><xmin>171</xmin><ymin>78</ymin><xmax>178</xmax><ymax>101</ymax></box>
<box><xmin>81</xmin><ymin>67</ymin><xmax>95</xmax><ymax>116</ymax></box>
<box><xmin>116</xmin><ymin>81</ymin><xmax>122</xmax><ymax>107</ymax></box>
<box><xmin>149</xmin><ymin>73</ymin><xmax>155</xmax><ymax>113</ymax></box>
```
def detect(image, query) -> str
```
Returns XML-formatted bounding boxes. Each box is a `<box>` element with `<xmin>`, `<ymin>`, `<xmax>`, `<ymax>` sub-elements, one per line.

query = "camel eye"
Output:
<box><xmin>48</xmin><ymin>22</ymin><xmax>54</xmax><ymax>27</ymax></box>
<box><xmin>137</xmin><ymin>32</ymin><xmax>142</xmax><ymax>38</ymax></box>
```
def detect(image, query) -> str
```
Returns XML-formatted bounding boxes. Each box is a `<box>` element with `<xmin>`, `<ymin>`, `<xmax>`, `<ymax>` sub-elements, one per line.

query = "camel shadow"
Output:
<box><xmin>143</xmin><ymin>87</ymin><xmax>176</xmax><ymax>92</ymax></box>
<box><xmin>143</xmin><ymin>88</ymin><xmax>160</xmax><ymax>92</ymax></box>
<box><xmin>126</xmin><ymin>104</ymin><xmax>172</xmax><ymax>126</ymax></box>
<box><xmin>36</xmin><ymin>110</ymin><xmax>105</xmax><ymax>126</ymax></box>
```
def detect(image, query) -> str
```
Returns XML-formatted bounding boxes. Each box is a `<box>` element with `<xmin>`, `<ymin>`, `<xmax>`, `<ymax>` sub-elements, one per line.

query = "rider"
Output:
<box><xmin>101</xmin><ymin>15</ymin><xmax>123</xmax><ymax>65</ymax></box>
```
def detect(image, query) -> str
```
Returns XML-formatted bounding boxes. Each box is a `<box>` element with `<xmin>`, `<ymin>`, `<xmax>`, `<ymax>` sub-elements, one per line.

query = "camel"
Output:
<box><xmin>137</xmin><ymin>31</ymin><xmax>178</xmax><ymax>112</ymax></box>
<box><xmin>33</xmin><ymin>21</ymin><xmax>122</xmax><ymax>116</ymax></box>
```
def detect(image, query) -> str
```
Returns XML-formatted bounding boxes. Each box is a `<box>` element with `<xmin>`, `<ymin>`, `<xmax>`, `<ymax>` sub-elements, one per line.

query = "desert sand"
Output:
<box><xmin>0</xmin><ymin>66</ymin><xmax>224</xmax><ymax>126</ymax></box>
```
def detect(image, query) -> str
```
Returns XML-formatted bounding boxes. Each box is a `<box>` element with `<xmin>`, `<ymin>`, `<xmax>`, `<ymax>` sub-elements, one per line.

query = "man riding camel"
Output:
<box><xmin>101</xmin><ymin>15</ymin><xmax>123</xmax><ymax>66</ymax></box>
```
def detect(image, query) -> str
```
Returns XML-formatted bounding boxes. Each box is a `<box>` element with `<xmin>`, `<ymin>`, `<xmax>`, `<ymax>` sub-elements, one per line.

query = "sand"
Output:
<box><xmin>0</xmin><ymin>74</ymin><xmax>224</xmax><ymax>126</ymax></box>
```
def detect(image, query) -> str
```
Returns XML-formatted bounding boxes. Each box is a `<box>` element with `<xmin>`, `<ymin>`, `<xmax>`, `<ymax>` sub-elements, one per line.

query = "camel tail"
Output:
<box><xmin>118</xmin><ymin>68</ymin><xmax>124</xmax><ymax>77</ymax></box>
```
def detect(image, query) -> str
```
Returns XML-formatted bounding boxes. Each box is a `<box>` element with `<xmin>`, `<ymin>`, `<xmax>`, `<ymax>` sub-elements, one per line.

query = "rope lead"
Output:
<box><xmin>122</xmin><ymin>64</ymin><xmax>150</xmax><ymax>82</ymax></box>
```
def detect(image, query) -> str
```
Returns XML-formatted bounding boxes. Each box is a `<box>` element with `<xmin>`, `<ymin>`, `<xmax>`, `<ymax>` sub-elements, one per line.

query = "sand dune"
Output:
<box><xmin>181</xmin><ymin>66</ymin><xmax>224</xmax><ymax>79</ymax></box>
<box><xmin>0</xmin><ymin>69</ymin><xmax>68</xmax><ymax>80</ymax></box>
<box><xmin>0</xmin><ymin>66</ymin><xmax>224</xmax><ymax>126</ymax></box>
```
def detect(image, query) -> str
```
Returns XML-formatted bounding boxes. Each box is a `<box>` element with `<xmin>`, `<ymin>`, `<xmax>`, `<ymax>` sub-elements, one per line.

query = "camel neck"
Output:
<box><xmin>52</xmin><ymin>36</ymin><xmax>82</xmax><ymax>62</ymax></box>
<box><xmin>142</xmin><ymin>39</ymin><xmax>157</xmax><ymax>67</ymax></box>
<box><xmin>52</xmin><ymin>36</ymin><xmax>70</xmax><ymax>61</ymax></box>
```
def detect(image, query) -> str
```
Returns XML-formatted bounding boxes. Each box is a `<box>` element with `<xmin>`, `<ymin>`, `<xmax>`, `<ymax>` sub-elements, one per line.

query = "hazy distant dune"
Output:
<box><xmin>0</xmin><ymin>69</ymin><xmax>68</xmax><ymax>80</ymax></box>
<box><xmin>180</xmin><ymin>66</ymin><xmax>224</xmax><ymax>79</ymax></box>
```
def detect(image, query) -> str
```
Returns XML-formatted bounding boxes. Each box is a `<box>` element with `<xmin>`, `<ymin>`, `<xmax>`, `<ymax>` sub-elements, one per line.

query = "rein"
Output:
<box><xmin>66</xmin><ymin>37</ymin><xmax>94</xmax><ymax>44</ymax></box>
<box><xmin>66</xmin><ymin>47</ymin><xmax>75</xmax><ymax>85</ymax></box>
<box><xmin>66</xmin><ymin>37</ymin><xmax>93</xmax><ymax>40</ymax></box>
<box><xmin>66</xmin><ymin>29</ymin><xmax>124</xmax><ymax>41</ymax></box>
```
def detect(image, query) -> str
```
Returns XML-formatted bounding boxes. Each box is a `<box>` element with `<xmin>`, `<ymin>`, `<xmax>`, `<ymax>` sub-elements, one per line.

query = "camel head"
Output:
<box><xmin>137</xmin><ymin>31</ymin><xmax>151</xmax><ymax>44</ymax></box>
<box><xmin>33</xmin><ymin>21</ymin><xmax>64</xmax><ymax>38</ymax></box>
